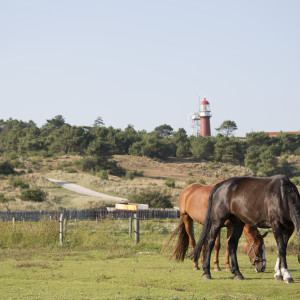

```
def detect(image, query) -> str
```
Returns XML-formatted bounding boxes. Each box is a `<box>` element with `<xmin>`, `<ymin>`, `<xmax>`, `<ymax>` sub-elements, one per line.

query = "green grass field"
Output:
<box><xmin>0</xmin><ymin>219</ymin><xmax>300</xmax><ymax>299</ymax></box>
<box><xmin>0</xmin><ymin>251</ymin><xmax>300</xmax><ymax>299</ymax></box>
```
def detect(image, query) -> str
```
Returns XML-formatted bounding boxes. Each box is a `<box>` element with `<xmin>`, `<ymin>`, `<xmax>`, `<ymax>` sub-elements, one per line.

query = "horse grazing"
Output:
<box><xmin>191</xmin><ymin>175</ymin><xmax>300</xmax><ymax>283</ymax></box>
<box><xmin>167</xmin><ymin>182</ymin><xmax>268</xmax><ymax>272</ymax></box>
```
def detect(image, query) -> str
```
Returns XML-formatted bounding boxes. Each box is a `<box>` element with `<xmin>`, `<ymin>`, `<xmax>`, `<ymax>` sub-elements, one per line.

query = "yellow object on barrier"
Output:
<box><xmin>115</xmin><ymin>203</ymin><xmax>149</xmax><ymax>211</ymax></box>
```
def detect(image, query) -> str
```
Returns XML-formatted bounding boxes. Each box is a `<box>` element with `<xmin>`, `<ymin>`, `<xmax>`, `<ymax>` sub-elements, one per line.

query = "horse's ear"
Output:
<box><xmin>261</xmin><ymin>231</ymin><xmax>269</xmax><ymax>238</ymax></box>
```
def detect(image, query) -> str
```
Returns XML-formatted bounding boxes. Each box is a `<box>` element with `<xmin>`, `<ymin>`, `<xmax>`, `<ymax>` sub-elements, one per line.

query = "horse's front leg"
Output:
<box><xmin>273</xmin><ymin>225</ymin><xmax>294</xmax><ymax>283</ymax></box>
<box><xmin>228</xmin><ymin>218</ymin><xmax>244</xmax><ymax>280</ymax></box>
<box><xmin>202</xmin><ymin>224</ymin><xmax>222</xmax><ymax>279</ymax></box>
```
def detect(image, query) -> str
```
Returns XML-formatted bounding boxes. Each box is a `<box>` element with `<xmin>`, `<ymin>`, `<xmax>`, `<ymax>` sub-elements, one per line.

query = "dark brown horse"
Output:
<box><xmin>168</xmin><ymin>182</ymin><xmax>268</xmax><ymax>272</ymax></box>
<box><xmin>191</xmin><ymin>175</ymin><xmax>300</xmax><ymax>283</ymax></box>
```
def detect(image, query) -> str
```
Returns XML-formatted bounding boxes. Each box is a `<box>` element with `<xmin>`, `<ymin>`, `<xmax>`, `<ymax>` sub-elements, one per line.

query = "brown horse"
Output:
<box><xmin>168</xmin><ymin>182</ymin><xmax>268</xmax><ymax>272</ymax></box>
<box><xmin>191</xmin><ymin>175</ymin><xmax>300</xmax><ymax>283</ymax></box>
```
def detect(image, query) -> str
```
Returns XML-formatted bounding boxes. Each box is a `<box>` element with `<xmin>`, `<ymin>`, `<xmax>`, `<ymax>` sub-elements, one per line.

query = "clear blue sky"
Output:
<box><xmin>1</xmin><ymin>0</ymin><xmax>299</xmax><ymax>136</ymax></box>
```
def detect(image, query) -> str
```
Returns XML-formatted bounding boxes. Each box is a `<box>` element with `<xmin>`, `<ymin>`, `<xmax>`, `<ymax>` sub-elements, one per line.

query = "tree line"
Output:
<box><xmin>0</xmin><ymin>116</ymin><xmax>299</xmax><ymax>177</ymax></box>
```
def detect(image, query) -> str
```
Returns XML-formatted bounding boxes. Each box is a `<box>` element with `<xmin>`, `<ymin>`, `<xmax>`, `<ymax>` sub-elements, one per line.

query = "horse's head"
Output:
<box><xmin>244</xmin><ymin>230</ymin><xmax>269</xmax><ymax>273</ymax></box>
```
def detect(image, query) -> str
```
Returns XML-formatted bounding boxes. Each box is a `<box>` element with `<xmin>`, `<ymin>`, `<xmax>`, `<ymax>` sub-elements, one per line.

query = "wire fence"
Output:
<box><xmin>0</xmin><ymin>208</ymin><xmax>180</xmax><ymax>221</ymax></box>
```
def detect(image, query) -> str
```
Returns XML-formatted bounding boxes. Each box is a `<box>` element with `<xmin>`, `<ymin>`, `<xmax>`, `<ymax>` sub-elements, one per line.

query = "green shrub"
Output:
<box><xmin>291</xmin><ymin>177</ymin><xmax>300</xmax><ymax>186</ymax></box>
<box><xmin>11</xmin><ymin>160</ymin><xmax>25</xmax><ymax>169</ymax></box>
<box><xmin>8</xmin><ymin>176</ymin><xmax>29</xmax><ymax>189</ymax></box>
<box><xmin>20</xmin><ymin>189</ymin><xmax>47</xmax><ymax>202</ymax></box>
<box><xmin>130</xmin><ymin>190</ymin><xmax>173</xmax><ymax>208</ymax></box>
<box><xmin>98</xmin><ymin>169</ymin><xmax>109</xmax><ymax>180</ymax></box>
<box><xmin>75</xmin><ymin>158</ymin><xmax>95</xmax><ymax>171</ymax></box>
<box><xmin>38</xmin><ymin>150</ymin><xmax>52</xmax><ymax>158</ymax></box>
<box><xmin>7</xmin><ymin>152</ymin><xmax>18</xmax><ymax>160</ymax></box>
<box><xmin>208</xmin><ymin>162</ymin><xmax>217</xmax><ymax>169</ymax></box>
<box><xmin>104</xmin><ymin>160</ymin><xmax>126</xmax><ymax>177</ymax></box>
<box><xmin>187</xmin><ymin>171</ymin><xmax>193</xmax><ymax>176</ymax></box>
<box><xmin>124</xmin><ymin>171</ymin><xmax>134</xmax><ymax>180</ymax></box>
<box><xmin>186</xmin><ymin>178</ymin><xmax>197</xmax><ymax>185</ymax></box>
<box><xmin>0</xmin><ymin>161</ymin><xmax>14</xmax><ymax>175</ymax></box>
<box><xmin>134</xmin><ymin>170</ymin><xmax>144</xmax><ymax>177</ymax></box>
<box><xmin>0</xmin><ymin>193</ymin><xmax>9</xmax><ymax>203</ymax></box>
<box><xmin>56</xmin><ymin>161</ymin><xmax>72</xmax><ymax>171</ymax></box>
<box><xmin>279</xmin><ymin>157</ymin><xmax>293</xmax><ymax>176</ymax></box>
<box><xmin>164</xmin><ymin>178</ymin><xmax>175</xmax><ymax>188</ymax></box>
<box><xmin>66</xmin><ymin>167</ymin><xmax>77</xmax><ymax>173</ymax></box>
<box><xmin>198</xmin><ymin>178</ymin><xmax>206</xmax><ymax>184</ymax></box>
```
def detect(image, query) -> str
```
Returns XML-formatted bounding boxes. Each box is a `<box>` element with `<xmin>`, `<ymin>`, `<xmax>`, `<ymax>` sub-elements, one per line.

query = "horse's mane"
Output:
<box><xmin>244</xmin><ymin>225</ymin><xmax>260</xmax><ymax>240</ymax></box>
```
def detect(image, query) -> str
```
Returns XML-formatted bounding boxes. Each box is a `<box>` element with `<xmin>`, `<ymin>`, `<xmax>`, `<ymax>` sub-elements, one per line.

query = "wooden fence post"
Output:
<box><xmin>134</xmin><ymin>213</ymin><xmax>140</xmax><ymax>244</ymax></box>
<box><xmin>64</xmin><ymin>216</ymin><xmax>68</xmax><ymax>235</ymax></box>
<box><xmin>59</xmin><ymin>213</ymin><xmax>64</xmax><ymax>245</ymax></box>
<box><xmin>129</xmin><ymin>216</ymin><xmax>133</xmax><ymax>237</ymax></box>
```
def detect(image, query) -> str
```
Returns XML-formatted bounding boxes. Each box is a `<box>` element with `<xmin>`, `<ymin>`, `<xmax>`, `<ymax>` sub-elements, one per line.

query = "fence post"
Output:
<box><xmin>134</xmin><ymin>213</ymin><xmax>140</xmax><ymax>244</ymax></box>
<box><xmin>129</xmin><ymin>216</ymin><xmax>133</xmax><ymax>237</ymax></box>
<box><xmin>59</xmin><ymin>213</ymin><xmax>64</xmax><ymax>245</ymax></box>
<box><xmin>64</xmin><ymin>216</ymin><xmax>68</xmax><ymax>235</ymax></box>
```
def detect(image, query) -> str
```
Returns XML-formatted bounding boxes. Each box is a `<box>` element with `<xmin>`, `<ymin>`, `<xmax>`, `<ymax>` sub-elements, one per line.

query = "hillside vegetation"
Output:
<box><xmin>0</xmin><ymin>116</ymin><xmax>299</xmax><ymax>211</ymax></box>
<box><xmin>0</xmin><ymin>154</ymin><xmax>299</xmax><ymax>211</ymax></box>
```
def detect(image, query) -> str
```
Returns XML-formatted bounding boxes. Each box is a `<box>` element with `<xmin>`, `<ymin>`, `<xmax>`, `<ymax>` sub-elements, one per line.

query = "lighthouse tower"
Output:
<box><xmin>199</xmin><ymin>98</ymin><xmax>212</xmax><ymax>136</ymax></box>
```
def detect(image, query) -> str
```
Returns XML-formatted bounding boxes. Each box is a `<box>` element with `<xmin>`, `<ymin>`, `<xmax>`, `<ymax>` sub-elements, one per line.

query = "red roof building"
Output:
<box><xmin>265</xmin><ymin>131</ymin><xmax>300</xmax><ymax>137</ymax></box>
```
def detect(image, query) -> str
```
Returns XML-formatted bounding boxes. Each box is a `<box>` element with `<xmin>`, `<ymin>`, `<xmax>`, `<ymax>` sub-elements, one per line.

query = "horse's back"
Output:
<box><xmin>179</xmin><ymin>183</ymin><xmax>214</xmax><ymax>224</ymax></box>
<box><xmin>212</xmin><ymin>175</ymin><xmax>294</xmax><ymax>228</ymax></box>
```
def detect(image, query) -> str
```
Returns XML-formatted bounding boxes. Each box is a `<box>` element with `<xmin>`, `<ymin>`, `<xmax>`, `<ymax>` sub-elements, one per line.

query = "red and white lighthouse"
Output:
<box><xmin>199</xmin><ymin>98</ymin><xmax>212</xmax><ymax>136</ymax></box>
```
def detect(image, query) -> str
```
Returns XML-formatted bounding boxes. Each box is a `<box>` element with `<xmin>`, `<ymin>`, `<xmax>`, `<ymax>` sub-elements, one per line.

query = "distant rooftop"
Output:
<box><xmin>265</xmin><ymin>131</ymin><xmax>300</xmax><ymax>137</ymax></box>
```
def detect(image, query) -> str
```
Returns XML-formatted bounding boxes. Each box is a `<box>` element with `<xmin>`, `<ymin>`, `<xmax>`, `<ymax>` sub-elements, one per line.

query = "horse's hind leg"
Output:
<box><xmin>273</xmin><ymin>223</ymin><xmax>294</xmax><ymax>283</ymax></box>
<box><xmin>228</xmin><ymin>218</ymin><xmax>245</xmax><ymax>280</ymax></box>
<box><xmin>181</xmin><ymin>214</ymin><xmax>199</xmax><ymax>270</ymax></box>
<box><xmin>213</xmin><ymin>232</ymin><xmax>221</xmax><ymax>271</ymax></box>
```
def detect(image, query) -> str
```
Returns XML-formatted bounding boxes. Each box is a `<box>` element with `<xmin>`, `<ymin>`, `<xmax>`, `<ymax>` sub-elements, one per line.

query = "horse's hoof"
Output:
<box><xmin>274</xmin><ymin>275</ymin><xmax>283</xmax><ymax>281</ymax></box>
<box><xmin>225</xmin><ymin>268</ymin><xmax>231</xmax><ymax>272</ymax></box>
<box><xmin>202</xmin><ymin>274</ymin><xmax>212</xmax><ymax>280</ymax></box>
<box><xmin>193</xmin><ymin>267</ymin><xmax>200</xmax><ymax>270</ymax></box>
<box><xmin>214</xmin><ymin>268</ymin><xmax>221</xmax><ymax>272</ymax></box>
<box><xmin>234</xmin><ymin>274</ymin><xmax>244</xmax><ymax>280</ymax></box>
<box><xmin>284</xmin><ymin>278</ymin><xmax>294</xmax><ymax>284</ymax></box>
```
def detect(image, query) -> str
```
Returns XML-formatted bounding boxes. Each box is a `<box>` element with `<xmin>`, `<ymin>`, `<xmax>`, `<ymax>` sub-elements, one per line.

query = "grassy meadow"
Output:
<box><xmin>0</xmin><ymin>154</ymin><xmax>299</xmax><ymax>299</ymax></box>
<box><xmin>0</xmin><ymin>219</ymin><xmax>300</xmax><ymax>299</ymax></box>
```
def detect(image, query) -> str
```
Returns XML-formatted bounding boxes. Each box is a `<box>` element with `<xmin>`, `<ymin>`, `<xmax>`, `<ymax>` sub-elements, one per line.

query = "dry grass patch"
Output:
<box><xmin>15</xmin><ymin>261</ymin><xmax>51</xmax><ymax>268</ymax></box>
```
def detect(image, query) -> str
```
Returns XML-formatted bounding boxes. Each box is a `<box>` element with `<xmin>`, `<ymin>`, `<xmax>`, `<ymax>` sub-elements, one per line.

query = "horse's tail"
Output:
<box><xmin>189</xmin><ymin>183</ymin><xmax>219</xmax><ymax>262</ymax></box>
<box><xmin>284</xmin><ymin>177</ymin><xmax>300</xmax><ymax>263</ymax></box>
<box><xmin>163</xmin><ymin>219</ymin><xmax>189</xmax><ymax>261</ymax></box>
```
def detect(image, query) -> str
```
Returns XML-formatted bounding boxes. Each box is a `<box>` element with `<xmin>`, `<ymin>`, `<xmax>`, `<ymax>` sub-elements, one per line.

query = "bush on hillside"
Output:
<box><xmin>0</xmin><ymin>161</ymin><xmax>14</xmax><ymax>175</ymax></box>
<box><xmin>130</xmin><ymin>190</ymin><xmax>173</xmax><ymax>208</ymax></box>
<box><xmin>124</xmin><ymin>171</ymin><xmax>134</xmax><ymax>180</ymax></box>
<box><xmin>292</xmin><ymin>177</ymin><xmax>300</xmax><ymax>186</ymax></box>
<box><xmin>164</xmin><ymin>178</ymin><xmax>175</xmax><ymax>188</ymax></box>
<box><xmin>20</xmin><ymin>188</ymin><xmax>47</xmax><ymax>202</ymax></box>
<box><xmin>8</xmin><ymin>175</ymin><xmax>29</xmax><ymax>189</ymax></box>
<box><xmin>279</xmin><ymin>157</ymin><xmax>293</xmax><ymax>176</ymax></box>
<box><xmin>98</xmin><ymin>169</ymin><xmax>109</xmax><ymax>180</ymax></box>
<box><xmin>0</xmin><ymin>193</ymin><xmax>9</xmax><ymax>202</ymax></box>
